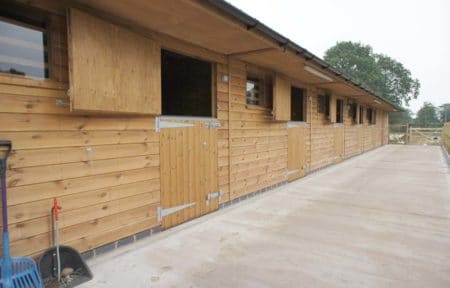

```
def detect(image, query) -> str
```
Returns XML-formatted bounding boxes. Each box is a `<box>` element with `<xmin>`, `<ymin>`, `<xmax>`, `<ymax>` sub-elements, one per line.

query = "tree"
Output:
<box><xmin>438</xmin><ymin>103</ymin><xmax>450</xmax><ymax>123</ymax></box>
<box><xmin>389</xmin><ymin>110</ymin><xmax>413</xmax><ymax>125</ymax></box>
<box><xmin>324</xmin><ymin>41</ymin><xmax>420</xmax><ymax>106</ymax></box>
<box><xmin>414</xmin><ymin>102</ymin><xmax>440</xmax><ymax>127</ymax></box>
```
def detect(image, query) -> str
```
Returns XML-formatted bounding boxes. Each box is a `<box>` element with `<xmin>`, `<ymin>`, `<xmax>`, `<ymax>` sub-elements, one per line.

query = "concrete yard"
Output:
<box><xmin>82</xmin><ymin>145</ymin><xmax>450</xmax><ymax>288</ymax></box>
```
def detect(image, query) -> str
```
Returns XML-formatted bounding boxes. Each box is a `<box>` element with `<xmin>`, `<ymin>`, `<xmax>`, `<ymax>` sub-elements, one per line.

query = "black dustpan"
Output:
<box><xmin>39</xmin><ymin>246</ymin><xmax>92</xmax><ymax>287</ymax></box>
<box><xmin>38</xmin><ymin>198</ymin><xmax>92</xmax><ymax>287</ymax></box>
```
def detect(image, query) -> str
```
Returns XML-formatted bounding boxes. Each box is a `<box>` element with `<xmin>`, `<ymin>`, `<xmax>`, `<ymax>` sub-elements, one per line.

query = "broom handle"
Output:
<box><xmin>1</xmin><ymin>140</ymin><xmax>12</xmax><ymax>259</ymax></box>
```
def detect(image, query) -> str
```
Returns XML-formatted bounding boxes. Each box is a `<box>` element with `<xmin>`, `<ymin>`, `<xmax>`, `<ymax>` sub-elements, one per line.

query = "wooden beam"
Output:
<box><xmin>229</xmin><ymin>47</ymin><xmax>278</xmax><ymax>58</ymax></box>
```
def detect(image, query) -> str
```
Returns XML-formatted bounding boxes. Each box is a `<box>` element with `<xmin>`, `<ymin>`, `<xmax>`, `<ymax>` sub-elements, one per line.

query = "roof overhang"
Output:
<box><xmin>75</xmin><ymin>0</ymin><xmax>402</xmax><ymax>112</ymax></box>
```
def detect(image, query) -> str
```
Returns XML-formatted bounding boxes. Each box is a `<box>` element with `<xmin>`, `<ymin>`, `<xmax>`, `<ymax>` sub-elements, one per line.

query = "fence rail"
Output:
<box><xmin>389</xmin><ymin>124</ymin><xmax>443</xmax><ymax>145</ymax></box>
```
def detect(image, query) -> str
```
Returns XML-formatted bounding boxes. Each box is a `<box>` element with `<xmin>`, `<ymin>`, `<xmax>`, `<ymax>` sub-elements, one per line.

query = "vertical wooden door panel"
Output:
<box><xmin>273</xmin><ymin>75</ymin><xmax>291</xmax><ymax>121</ymax></box>
<box><xmin>288</xmin><ymin>125</ymin><xmax>306</xmax><ymax>181</ymax></box>
<box><xmin>329</xmin><ymin>95</ymin><xmax>337</xmax><ymax>123</ymax></box>
<box><xmin>358</xmin><ymin>127</ymin><xmax>364</xmax><ymax>153</ymax></box>
<box><xmin>334</xmin><ymin>127</ymin><xmax>344</xmax><ymax>162</ymax></box>
<box><xmin>160</xmin><ymin>121</ymin><xmax>218</xmax><ymax>229</ymax></box>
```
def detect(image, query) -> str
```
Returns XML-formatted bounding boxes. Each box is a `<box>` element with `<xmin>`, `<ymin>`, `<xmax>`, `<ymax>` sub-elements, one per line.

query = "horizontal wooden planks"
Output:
<box><xmin>228</xmin><ymin>60</ymin><xmax>288</xmax><ymax>199</ymax></box>
<box><xmin>1</xmin><ymin>69</ymin><xmax>160</xmax><ymax>257</ymax></box>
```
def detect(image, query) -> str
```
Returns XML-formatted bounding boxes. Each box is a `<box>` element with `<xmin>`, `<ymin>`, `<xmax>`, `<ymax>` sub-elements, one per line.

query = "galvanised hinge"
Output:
<box><xmin>157</xmin><ymin>202</ymin><xmax>196</xmax><ymax>222</ymax></box>
<box><xmin>205</xmin><ymin>190</ymin><xmax>222</xmax><ymax>205</ymax></box>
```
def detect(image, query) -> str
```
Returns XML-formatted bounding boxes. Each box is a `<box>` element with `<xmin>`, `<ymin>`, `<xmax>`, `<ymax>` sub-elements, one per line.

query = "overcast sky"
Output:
<box><xmin>227</xmin><ymin>0</ymin><xmax>450</xmax><ymax>114</ymax></box>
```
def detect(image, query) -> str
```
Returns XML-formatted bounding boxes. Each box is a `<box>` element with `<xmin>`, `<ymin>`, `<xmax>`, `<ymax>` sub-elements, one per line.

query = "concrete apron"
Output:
<box><xmin>81</xmin><ymin>145</ymin><xmax>450</xmax><ymax>288</ymax></box>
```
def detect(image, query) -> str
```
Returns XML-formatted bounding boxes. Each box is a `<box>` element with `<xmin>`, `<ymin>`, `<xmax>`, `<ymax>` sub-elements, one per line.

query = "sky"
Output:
<box><xmin>227</xmin><ymin>0</ymin><xmax>450</xmax><ymax>114</ymax></box>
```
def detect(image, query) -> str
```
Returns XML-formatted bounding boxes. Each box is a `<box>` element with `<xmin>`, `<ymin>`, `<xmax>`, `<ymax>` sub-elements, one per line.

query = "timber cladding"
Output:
<box><xmin>0</xmin><ymin>0</ymin><xmax>390</xmax><ymax>257</ymax></box>
<box><xmin>228</xmin><ymin>60</ymin><xmax>288</xmax><ymax>199</ymax></box>
<box><xmin>0</xmin><ymin>78</ymin><xmax>160</xmax><ymax>257</ymax></box>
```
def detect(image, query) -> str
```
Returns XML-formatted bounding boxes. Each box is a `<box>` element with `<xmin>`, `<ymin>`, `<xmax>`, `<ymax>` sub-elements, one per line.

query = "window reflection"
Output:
<box><xmin>0</xmin><ymin>18</ymin><xmax>48</xmax><ymax>78</ymax></box>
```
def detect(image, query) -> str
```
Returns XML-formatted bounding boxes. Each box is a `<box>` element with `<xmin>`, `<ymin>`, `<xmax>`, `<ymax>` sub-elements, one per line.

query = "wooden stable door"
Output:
<box><xmin>160</xmin><ymin>120</ymin><xmax>219</xmax><ymax>229</ymax></box>
<box><xmin>358</xmin><ymin>127</ymin><xmax>364</xmax><ymax>153</ymax></box>
<box><xmin>287</xmin><ymin>125</ymin><xmax>307</xmax><ymax>181</ymax></box>
<box><xmin>334</xmin><ymin>127</ymin><xmax>344</xmax><ymax>163</ymax></box>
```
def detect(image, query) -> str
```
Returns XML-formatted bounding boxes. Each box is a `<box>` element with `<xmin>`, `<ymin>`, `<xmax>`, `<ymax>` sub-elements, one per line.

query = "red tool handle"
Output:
<box><xmin>52</xmin><ymin>197</ymin><xmax>62</xmax><ymax>221</ymax></box>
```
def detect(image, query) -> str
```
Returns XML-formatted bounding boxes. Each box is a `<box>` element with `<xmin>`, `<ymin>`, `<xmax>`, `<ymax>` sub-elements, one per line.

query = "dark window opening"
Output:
<box><xmin>290</xmin><ymin>86</ymin><xmax>305</xmax><ymax>121</ymax></box>
<box><xmin>0</xmin><ymin>7</ymin><xmax>48</xmax><ymax>79</ymax></box>
<box><xmin>318</xmin><ymin>94</ymin><xmax>330</xmax><ymax>118</ymax></box>
<box><xmin>359</xmin><ymin>106</ymin><xmax>364</xmax><ymax>124</ymax></box>
<box><xmin>350</xmin><ymin>103</ymin><xmax>358</xmax><ymax>123</ymax></box>
<box><xmin>366</xmin><ymin>108</ymin><xmax>373</xmax><ymax>124</ymax></box>
<box><xmin>161</xmin><ymin>50</ymin><xmax>213</xmax><ymax>117</ymax></box>
<box><xmin>336</xmin><ymin>99</ymin><xmax>344</xmax><ymax>123</ymax></box>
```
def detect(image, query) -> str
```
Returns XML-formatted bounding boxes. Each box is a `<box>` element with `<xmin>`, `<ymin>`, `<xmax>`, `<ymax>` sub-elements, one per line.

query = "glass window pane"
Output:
<box><xmin>0</xmin><ymin>19</ymin><xmax>47</xmax><ymax>78</ymax></box>
<box><xmin>246</xmin><ymin>77</ymin><xmax>260</xmax><ymax>105</ymax></box>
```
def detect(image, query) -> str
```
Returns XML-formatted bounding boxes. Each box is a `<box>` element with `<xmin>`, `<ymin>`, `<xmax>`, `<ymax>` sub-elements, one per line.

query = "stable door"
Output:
<box><xmin>159</xmin><ymin>119</ymin><xmax>219</xmax><ymax>229</ymax></box>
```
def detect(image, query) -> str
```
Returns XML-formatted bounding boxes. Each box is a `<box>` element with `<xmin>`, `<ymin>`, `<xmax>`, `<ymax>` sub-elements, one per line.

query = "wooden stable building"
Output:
<box><xmin>0</xmin><ymin>0</ymin><xmax>400</xmax><ymax>257</ymax></box>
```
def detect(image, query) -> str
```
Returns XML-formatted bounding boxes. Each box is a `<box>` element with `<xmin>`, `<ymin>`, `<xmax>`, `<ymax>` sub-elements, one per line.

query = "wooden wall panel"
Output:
<box><xmin>273</xmin><ymin>75</ymin><xmax>291</xmax><ymax>121</ymax></box>
<box><xmin>0</xmin><ymin>11</ymin><xmax>160</xmax><ymax>257</ymax></box>
<box><xmin>228</xmin><ymin>60</ymin><xmax>287</xmax><ymax>200</ymax></box>
<box><xmin>343</xmin><ymin>98</ymin><xmax>360</xmax><ymax>158</ymax></box>
<box><xmin>68</xmin><ymin>8</ymin><xmax>161</xmax><ymax>114</ymax></box>
<box><xmin>334</xmin><ymin>127</ymin><xmax>344</xmax><ymax>162</ymax></box>
<box><xmin>217</xmin><ymin>63</ymin><xmax>230</xmax><ymax>203</ymax></box>
<box><xmin>310</xmin><ymin>91</ymin><xmax>335</xmax><ymax>170</ymax></box>
<box><xmin>0</xmin><ymin>83</ymin><xmax>160</xmax><ymax>257</ymax></box>
<box><xmin>329</xmin><ymin>94</ymin><xmax>337</xmax><ymax>123</ymax></box>
<box><xmin>287</xmin><ymin>126</ymin><xmax>307</xmax><ymax>181</ymax></box>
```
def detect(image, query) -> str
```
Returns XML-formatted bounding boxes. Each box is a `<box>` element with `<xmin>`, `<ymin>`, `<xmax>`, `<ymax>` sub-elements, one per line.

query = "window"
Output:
<box><xmin>366</xmin><ymin>108</ymin><xmax>373</xmax><ymax>124</ymax></box>
<box><xmin>317</xmin><ymin>94</ymin><xmax>330</xmax><ymax>118</ymax></box>
<box><xmin>349</xmin><ymin>102</ymin><xmax>358</xmax><ymax>123</ymax></box>
<box><xmin>290</xmin><ymin>86</ymin><xmax>305</xmax><ymax>121</ymax></box>
<box><xmin>161</xmin><ymin>50</ymin><xmax>214</xmax><ymax>117</ymax></box>
<box><xmin>246</xmin><ymin>67</ymin><xmax>273</xmax><ymax>109</ymax></box>
<box><xmin>0</xmin><ymin>13</ymin><xmax>48</xmax><ymax>79</ymax></box>
<box><xmin>336</xmin><ymin>99</ymin><xmax>344</xmax><ymax>123</ymax></box>
<box><xmin>372</xmin><ymin>110</ymin><xmax>377</xmax><ymax>125</ymax></box>
<box><xmin>359</xmin><ymin>106</ymin><xmax>364</xmax><ymax>124</ymax></box>
<box><xmin>246</xmin><ymin>77</ymin><xmax>261</xmax><ymax>105</ymax></box>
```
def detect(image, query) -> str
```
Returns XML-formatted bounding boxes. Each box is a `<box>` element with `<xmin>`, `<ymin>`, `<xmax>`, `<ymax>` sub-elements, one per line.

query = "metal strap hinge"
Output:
<box><xmin>204</xmin><ymin>122</ymin><xmax>221</xmax><ymax>129</ymax></box>
<box><xmin>155</xmin><ymin>117</ymin><xmax>195</xmax><ymax>132</ymax></box>
<box><xmin>206</xmin><ymin>190</ymin><xmax>222</xmax><ymax>205</ymax></box>
<box><xmin>157</xmin><ymin>202</ymin><xmax>196</xmax><ymax>222</ymax></box>
<box><xmin>55</xmin><ymin>98</ymin><xmax>69</xmax><ymax>107</ymax></box>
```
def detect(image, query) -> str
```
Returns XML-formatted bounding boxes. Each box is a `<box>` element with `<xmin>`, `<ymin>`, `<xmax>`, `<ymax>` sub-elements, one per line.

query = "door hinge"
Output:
<box><xmin>155</xmin><ymin>117</ymin><xmax>195</xmax><ymax>132</ymax></box>
<box><xmin>55</xmin><ymin>98</ymin><xmax>69</xmax><ymax>107</ymax></box>
<box><xmin>287</xmin><ymin>169</ymin><xmax>299</xmax><ymax>176</ymax></box>
<box><xmin>157</xmin><ymin>202</ymin><xmax>196</xmax><ymax>222</ymax></box>
<box><xmin>205</xmin><ymin>190</ymin><xmax>222</xmax><ymax>206</ymax></box>
<box><xmin>204</xmin><ymin>122</ymin><xmax>221</xmax><ymax>129</ymax></box>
